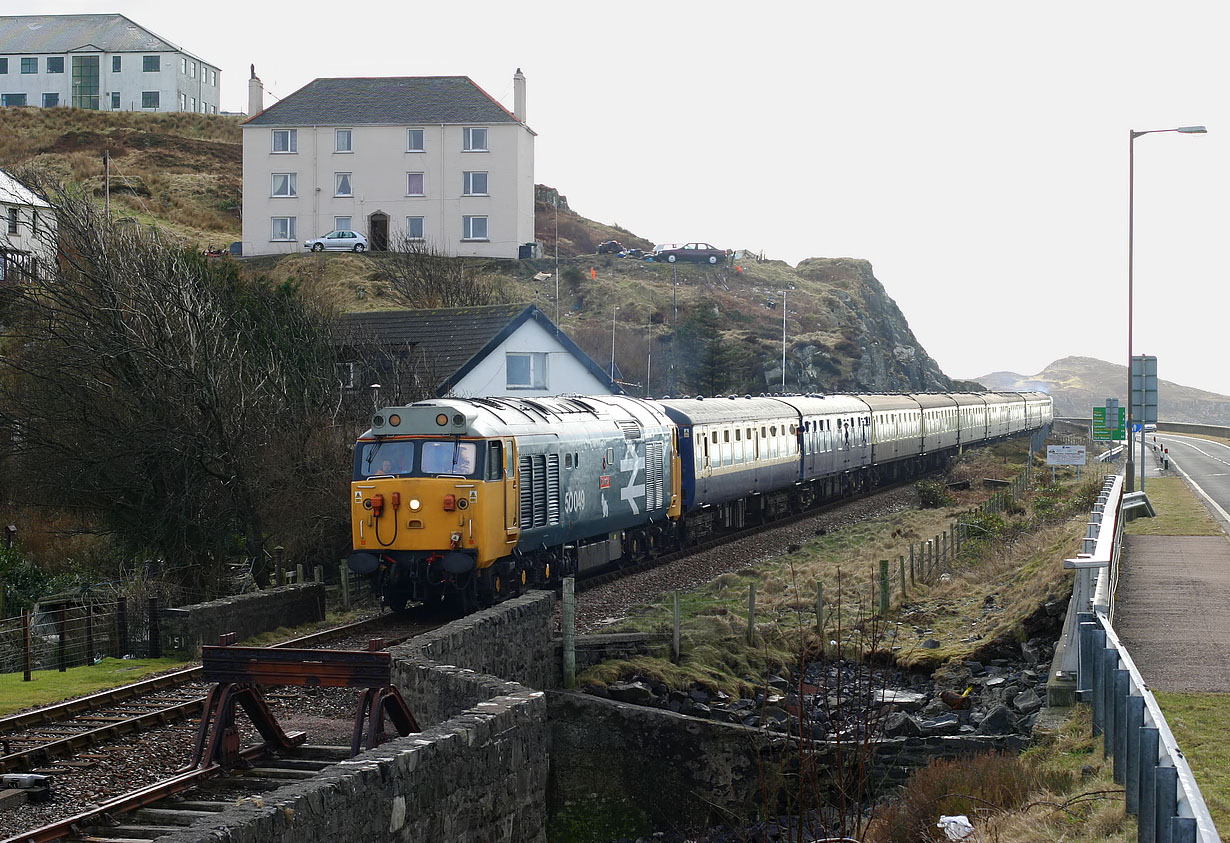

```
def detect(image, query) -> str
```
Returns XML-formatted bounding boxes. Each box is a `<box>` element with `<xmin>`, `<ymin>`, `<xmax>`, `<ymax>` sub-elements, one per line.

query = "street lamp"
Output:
<box><xmin>1126</xmin><ymin>126</ymin><xmax>1205</xmax><ymax>491</ymax></box>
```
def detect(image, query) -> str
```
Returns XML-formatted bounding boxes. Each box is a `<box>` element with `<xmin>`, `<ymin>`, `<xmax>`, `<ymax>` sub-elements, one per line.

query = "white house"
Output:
<box><xmin>241</xmin><ymin>69</ymin><xmax>535</xmax><ymax>259</ymax></box>
<box><xmin>0</xmin><ymin>14</ymin><xmax>219</xmax><ymax>113</ymax></box>
<box><xmin>337</xmin><ymin>303</ymin><xmax>617</xmax><ymax>402</ymax></box>
<box><xmin>0</xmin><ymin>169</ymin><xmax>55</xmax><ymax>283</ymax></box>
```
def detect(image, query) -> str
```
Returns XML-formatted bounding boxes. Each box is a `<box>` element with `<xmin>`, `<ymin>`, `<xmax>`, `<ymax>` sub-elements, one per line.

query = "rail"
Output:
<box><xmin>1058</xmin><ymin>473</ymin><xmax>1220</xmax><ymax>842</ymax></box>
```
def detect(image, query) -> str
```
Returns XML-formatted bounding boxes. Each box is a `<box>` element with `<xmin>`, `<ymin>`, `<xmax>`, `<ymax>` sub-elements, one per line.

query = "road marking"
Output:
<box><xmin>1163</xmin><ymin>443</ymin><xmax>1230</xmax><ymax>527</ymax></box>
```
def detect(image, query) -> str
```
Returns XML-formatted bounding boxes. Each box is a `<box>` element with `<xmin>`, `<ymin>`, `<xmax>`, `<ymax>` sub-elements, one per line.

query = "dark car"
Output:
<box><xmin>651</xmin><ymin>242</ymin><xmax>727</xmax><ymax>264</ymax></box>
<box><xmin>619</xmin><ymin>248</ymin><xmax>645</xmax><ymax>259</ymax></box>
<box><xmin>597</xmin><ymin>240</ymin><xmax>624</xmax><ymax>254</ymax></box>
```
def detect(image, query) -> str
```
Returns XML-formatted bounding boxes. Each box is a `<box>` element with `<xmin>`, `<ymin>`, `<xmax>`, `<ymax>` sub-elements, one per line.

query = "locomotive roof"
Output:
<box><xmin>361</xmin><ymin>394</ymin><xmax>672</xmax><ymax>439</ymax></box>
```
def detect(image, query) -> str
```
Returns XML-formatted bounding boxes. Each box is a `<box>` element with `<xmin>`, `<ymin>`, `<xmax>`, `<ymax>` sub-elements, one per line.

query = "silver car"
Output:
<box><xmin>304</xmin><ymin>230</ymin><xmax>368</xmax><ymax>252</ymax></box>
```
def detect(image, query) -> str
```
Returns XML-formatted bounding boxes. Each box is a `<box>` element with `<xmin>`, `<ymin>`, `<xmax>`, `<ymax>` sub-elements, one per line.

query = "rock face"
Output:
<box><xmin>790</xmin><ymin>258</ymin><xmax>953</xmax><ymax>393</ymax></box>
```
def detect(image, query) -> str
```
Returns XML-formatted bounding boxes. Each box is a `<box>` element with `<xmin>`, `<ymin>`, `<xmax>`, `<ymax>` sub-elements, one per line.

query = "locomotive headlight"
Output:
<box><xmin>409</xmin><ymin>498</ymin><xmax>421</xmax><ymax>511</ymax></box>
<box><xmin>436</xmin><ymin>414</ymin><xmax>448</xmax><ymax>426</ymax></box>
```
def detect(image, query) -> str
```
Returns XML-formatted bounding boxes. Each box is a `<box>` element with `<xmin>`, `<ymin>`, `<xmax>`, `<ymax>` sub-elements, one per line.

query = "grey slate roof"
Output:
<box><xmin>338</xmin><ymin>303</ymin><xmax>618</xmax><ymax>395</ymax></box>
<box><xmin>0</xmin><ymin>14</ymin><xmax>186</xmax><ymax>55</ymax></box>
<box><xmin>244</xmin><ymin>77</ymin><xmax>519</xmax><ymax>127</ymax></box>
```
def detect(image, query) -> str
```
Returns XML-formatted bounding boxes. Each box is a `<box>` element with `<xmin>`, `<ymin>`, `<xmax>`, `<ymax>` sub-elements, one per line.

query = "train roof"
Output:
<box><xmin>656</xmin><ymin>396</ymin><xmax>798</xmax><ymax>426</ymax></box>
<box><xmin>360</xmin><ymin>394</ymin><xmax>672</xmax><ymax>440</ymax></box>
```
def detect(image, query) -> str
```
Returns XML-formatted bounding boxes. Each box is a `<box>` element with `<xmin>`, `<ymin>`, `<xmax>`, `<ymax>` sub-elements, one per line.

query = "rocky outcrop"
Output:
<box><xmin>786</xmin><ymin>258</ymin><xmax>953</xmax><ymax>392</ymax></box>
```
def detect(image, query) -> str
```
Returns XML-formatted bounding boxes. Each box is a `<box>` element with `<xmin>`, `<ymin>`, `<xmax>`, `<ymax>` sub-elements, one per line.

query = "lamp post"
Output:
<box><xmin>1126</xmin><ymin>126</ymin><xmax>1206</xmax><ymax>491</ymax></box>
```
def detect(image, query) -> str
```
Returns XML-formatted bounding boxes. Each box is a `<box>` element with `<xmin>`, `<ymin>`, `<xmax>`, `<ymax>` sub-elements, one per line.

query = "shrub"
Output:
<box><xmin>867</xmin><ymin>752</ymin><xmax>1073</xmax><ymax>842</ymax></box>
<box><xmin>916</xmin><ymin>479</ymin><xmax>953</xmax><ymax>509</ymax></box>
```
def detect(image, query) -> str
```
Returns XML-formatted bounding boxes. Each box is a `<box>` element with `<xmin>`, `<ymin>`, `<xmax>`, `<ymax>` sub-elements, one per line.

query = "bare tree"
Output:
<box><xmin>368</xmin><ymin>234</ymin><xmax>500</xmax><ymax>308</ymax></box>
<box><xmin>0</xmin><ymin>179</ymin><xmax>349</xmax><ymax>593</ymax></box>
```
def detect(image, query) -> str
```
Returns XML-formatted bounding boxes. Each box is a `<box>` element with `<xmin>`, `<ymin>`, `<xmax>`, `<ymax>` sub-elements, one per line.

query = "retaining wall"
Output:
<box><xmin>160</xmin><ymin>584</ymin><xmax>325</xmax><ymax>656</ymax></box>
<box><xmin>156</xmin><ymin>591</ymin><xmax>556</xmax><ymax>843</ymax></box>
<box><xmin>548</xmin><ymin>691</ymin><xmax>1026</xmax><ymax>837</ymax></box>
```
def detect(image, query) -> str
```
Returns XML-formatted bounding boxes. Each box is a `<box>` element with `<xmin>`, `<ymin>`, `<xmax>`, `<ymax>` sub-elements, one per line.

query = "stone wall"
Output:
<box><xmin>159</xmin><ymin>584</ymin><xmax>325</xmax><ymax>656</ymax></box>
<box><xmin>156</xmin><ymin>591</ymin><xmax>555</xmax><ymax>843</ymax></box>
<box><xmin>548</xmin><ymin>690</ymin><xmax>1027</xmax><ymax>838</ymax></box>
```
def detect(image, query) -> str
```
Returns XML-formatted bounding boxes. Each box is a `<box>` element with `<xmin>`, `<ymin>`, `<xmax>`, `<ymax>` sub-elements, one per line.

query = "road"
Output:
<box><xmin>1114</xmin><ymin>433</ymin><xmax>1230</xmax><ymax>693</ymax></box>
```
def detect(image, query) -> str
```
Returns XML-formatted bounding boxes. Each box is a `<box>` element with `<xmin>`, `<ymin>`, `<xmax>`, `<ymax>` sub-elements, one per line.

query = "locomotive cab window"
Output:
<box><xmin>358</xmin><ymin>441</ymin><xmax>415</xmax><ymax>477</ymax></box>
<box><xmin>421</xmin><ymin>441</ymin><xmax>479</xmax><ymax>476</ymax></box>
<box><xmin>487</xmin><ymin>441</ymin><xmax>503</xmax><ymax>479</ymax></box>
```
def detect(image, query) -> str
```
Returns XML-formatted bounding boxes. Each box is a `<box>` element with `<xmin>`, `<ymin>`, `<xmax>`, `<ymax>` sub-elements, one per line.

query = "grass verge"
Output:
<box><xmin>0</xmin><ymin>657</ymin><xmax>191</xmax><ymax>717</ymax></box>
<box><xmin>1124</xmin><ymin>476</ymin><xmax>1223</xmax><ymax>536</ymax></box>
<box><xmin>1151</xmin><ymin>691</ymin><xmax>1230</xmax><ymax>835</ymax></box>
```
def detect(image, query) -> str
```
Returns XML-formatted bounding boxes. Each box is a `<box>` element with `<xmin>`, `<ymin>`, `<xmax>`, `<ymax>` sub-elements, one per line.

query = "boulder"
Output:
<box><xmin>608</xmin><ymin>681</ymin><xmax>657</xmax><ymax>706</ymax></box>
<box><xmin>876</xmin><ymin>689</ymin><xmax>928</xmax><ymax>712</ymax></box>
<box><xmin>976</xmin><ymin>704</ymin><xmax>1016</xmax><ymax>735</ymax></box>
<box><xmin>882</xmin><ymin>711</ymin><xmax>923</xmax><ymax>738</ymax></box>
<box><xmin>920</xmin><ymin>714</ymin><xmax>961</xmax><ymax>736</ymax></box>
<box><xmin>1012</xmin><ymin>689</ymin><xmax>1044</xmax><ymax>716</ymax></box>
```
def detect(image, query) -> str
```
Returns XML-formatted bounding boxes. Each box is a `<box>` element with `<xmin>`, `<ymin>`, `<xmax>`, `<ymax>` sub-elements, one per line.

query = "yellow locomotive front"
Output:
<box><xmin>347</xmin><ymin>407</ymin><xmax>520</xmax><ymax>612</ymax></box>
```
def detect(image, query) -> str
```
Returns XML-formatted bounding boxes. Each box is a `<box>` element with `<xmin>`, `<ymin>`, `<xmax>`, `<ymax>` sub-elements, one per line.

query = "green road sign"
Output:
<box><xmin>1092</xmin><ymin>406</ymin><xmax>1126</xmax><ymax>440</ymax></box>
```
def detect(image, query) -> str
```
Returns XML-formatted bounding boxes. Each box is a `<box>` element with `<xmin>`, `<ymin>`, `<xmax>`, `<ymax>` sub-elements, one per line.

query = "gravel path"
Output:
<box><xmin>573</xmin><ymin>486</ymin><xmax>918</xmax><ymax>634</ymax></box>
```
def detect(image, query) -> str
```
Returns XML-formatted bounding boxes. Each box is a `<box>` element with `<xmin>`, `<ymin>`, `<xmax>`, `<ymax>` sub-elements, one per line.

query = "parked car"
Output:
<box><xmin>644</xmin><ymin>243</ymin><xmax>679</xmax><ymax>261</ymax></box>
<box><xmin>1143</xmin><ymin>422</ymin><xmax>1157</xmax><ymax>432</ymax></box>
<box><xmin>304</xmin><ymin>230</ymin><xmax>369</xmax><ymax>252</ymax></box>
<box><xmin>597</xmin><ymin>240</ymin><xmax>624</xmax><ymax>254</ymax></box>
<box><xmin>651</xmin><ymin>242</ymin><xmax>727</xmax><ymax>264</ymax></box>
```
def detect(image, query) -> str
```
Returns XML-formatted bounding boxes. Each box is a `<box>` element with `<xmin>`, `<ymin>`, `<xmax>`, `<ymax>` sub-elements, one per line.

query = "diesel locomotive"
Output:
<box><xmin>346</xmin><ymin>391</ymin><xmax>1052</xmax><ymax>612</ymax></box>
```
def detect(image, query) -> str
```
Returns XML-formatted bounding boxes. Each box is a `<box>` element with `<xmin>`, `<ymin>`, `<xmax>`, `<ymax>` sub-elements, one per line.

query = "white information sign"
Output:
<box><xmin>1047</xmin><ymin>445</ymin><xmax>1087</xmax><ymax>466</ymax></box>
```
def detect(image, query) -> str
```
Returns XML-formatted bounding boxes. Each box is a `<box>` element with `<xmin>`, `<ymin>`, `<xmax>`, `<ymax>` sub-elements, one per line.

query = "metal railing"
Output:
<box><xmin>1059</xmin><ymin>474</ymin><xmax>1220</xmax><ymax>842</ymax></box>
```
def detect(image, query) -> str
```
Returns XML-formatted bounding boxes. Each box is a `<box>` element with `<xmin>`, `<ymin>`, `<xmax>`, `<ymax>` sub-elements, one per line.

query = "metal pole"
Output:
<box><xmin>646</xmin><ymin>324</ymin><xmax>652</xmax><ymax>398</ymax></box>
<box><xmin>781</xmin><ymin>290</ymin><xmax>786</xmax><ymax>393</ymax></box>
<box><xmin>58</xmin><ymin>608</ymin><xmax>66</xmax><ymax>672</ymax></box>
<box><xmin>1127</xmin><ymin>130</ymin><xmax>1136</xmax><ymax>491</ymax></box>
<box><xmin>554</xmin><ymin>202</ymin><xmax>559</xmax><ymax>324</ymax></box>
<box><xmin>562</xmin><ymin>577</ymin><xmax>575</xmax><ymax>689</ymax></box>
<box><xmin>609</xmin><ymin>305</ymin><xmax>618</xmax><ymax>382</ymax></box>
<box><xmin>672</xmin><ymin>592</ymin><xmax>680</xmax><ymax>662</ymax></box>
<box><xmin>22</xmin><ymin>609</ymin><xmax>31</xmax><ymax>682</ymax></box>
<box><xmin>671</xmin><ymin>264</ymin><xmax>678</xmax><ymax>393</ymax></box>
<box><xmin>1140</xmin><ymin>425</ymin><xmax>1146</xmax><ymax>493</ymax></box>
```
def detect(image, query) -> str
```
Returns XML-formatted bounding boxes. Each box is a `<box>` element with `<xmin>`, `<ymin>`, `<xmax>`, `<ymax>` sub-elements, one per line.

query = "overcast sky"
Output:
<box><xmin>15</xmin><ymin>1</ymin><xmax>1230</xmax><ymax>396</ymax></box>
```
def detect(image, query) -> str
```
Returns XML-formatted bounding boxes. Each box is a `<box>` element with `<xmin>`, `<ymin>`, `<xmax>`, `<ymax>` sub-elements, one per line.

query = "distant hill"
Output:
<box><xmin>975</xmin><ymin>356</ymin><xmax>1230</xmax><ymax>424</ymax></box>
<box><xmin>0</xmin><ymin>109</ymin><xmax>956</xmax><ymax>396</ymax></box>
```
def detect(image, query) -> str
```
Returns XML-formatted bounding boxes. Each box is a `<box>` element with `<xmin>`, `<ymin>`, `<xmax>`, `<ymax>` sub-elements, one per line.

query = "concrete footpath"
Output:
<box><xmin>1115</xmin><ymin>534</ymin><xmax>1230</xmax><ymax>693</ymax></box>
<box><xmin>1114</xmin><ymin>437</ymin><xmax>1230</xmax><ymax>694</ymax></box>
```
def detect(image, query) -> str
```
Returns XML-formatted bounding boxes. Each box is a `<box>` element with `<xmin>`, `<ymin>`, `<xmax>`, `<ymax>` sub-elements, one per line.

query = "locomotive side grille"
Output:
<box><xmin>616</xmin><ymin>420</ymin><xmax>642</xmax><ymax>440</ymax></box>
<box><xmin>547</xmin><ymin>454</ymin><xmax>560</xmax><ymax>525</ymax></box>
<box><xmin>646</xmin><ymin>441</ymin><xmax>664</xmax><ymax>511</ymax></box>
<box><xmin>519</xmin><ymin>454</ymin><xmax>533</xmax><ymax>528</ymax></box>
<box><xmin>531</xmin><ymin>454</ymin><xmax>547</xmax><ymax>527</ymax></box>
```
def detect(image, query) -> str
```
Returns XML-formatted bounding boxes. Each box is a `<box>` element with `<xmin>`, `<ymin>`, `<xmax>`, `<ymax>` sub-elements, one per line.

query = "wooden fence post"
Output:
<box><xmin>117</xmin><ymin>597</ymin><xmax>129</xmax><ymax>657</ymax></box>
<box><xmin>57</xmin><ymin>608</ymin><xmax>66</xmax><ymax>672</ymax></box>
<box><xmin>879</xmin><ymin>560</ymin><xmax>889</xmax><ymax>616</ymax></box>
<box><xmin>909</xmin><ymin>544</ymin><xmax>915</xmax><ymax>582</ymax></box>
<box><xmin>899</xmin><ymin>560</ymin><xmax>907</xmax><ymax>604</ymax></box>
<box><xmin>747</xmin><ymin>583</ymin><xmax>757</xmax><ymax>645</ymax></box>
<box><xmin>85</xmin><ymin>604</ymin><xmax>94</xmax><ymax>664</ymax></box>
<box><xmin>672</xmin><ymin>592</ymin><xmax>681</xmax><ymax>662</ymax></box>
<box><xmin>147</xmin><ymin>597</ymin><xmax>161</xmax><ymax>659</ymax></box>
<box><xmin>816</xmin><ymin>582</ymin><xmax>824</xmax><ymax>632</ymax></box>
<box><xmin>339</xmin><ymin>562</ymin><xmax>351</xmax><ymax>610</ymax></box>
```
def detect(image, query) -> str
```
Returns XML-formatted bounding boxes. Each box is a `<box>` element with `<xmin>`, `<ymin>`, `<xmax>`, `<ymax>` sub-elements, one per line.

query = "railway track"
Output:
<box><xmin>0</xmin><ymin>613</ymin><xmax>426</xmax><ymax>776</ymax></box>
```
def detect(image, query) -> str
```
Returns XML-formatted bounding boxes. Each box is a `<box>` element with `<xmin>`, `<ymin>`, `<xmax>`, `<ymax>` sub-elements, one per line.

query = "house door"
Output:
<box><xmin>368</xmin><ymin>212</ymin><xmax>389</xmax><ymax>251</ymax></box>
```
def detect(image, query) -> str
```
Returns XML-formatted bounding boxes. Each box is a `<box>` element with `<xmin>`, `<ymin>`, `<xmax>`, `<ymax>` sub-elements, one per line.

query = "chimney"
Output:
<box><xmin>513</xmin><ymin>68</ymin><xmax>526</xmax><ymax>123</ymax></box>
<box><xmin>248</xmin><ymin>64</ymin><xmax>264</xmax><ymax>116</ymax></box>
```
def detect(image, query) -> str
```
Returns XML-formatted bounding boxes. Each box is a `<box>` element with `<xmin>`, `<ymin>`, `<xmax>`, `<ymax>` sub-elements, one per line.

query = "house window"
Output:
<box><xmin>7</xmin><ymin>208</ymin><xmax>17</xmax><ymax>234</ymax></box>
<box><xmin>189</xmin><ymin>61</ymin><xmax>196</xmax><ymax>78</ymax></box>
<box><xmin>178</xmin><ymin>92</ymin><xmax>185</xmax><ymax>110</ymax></box>
<box><xmin>189</xmin><ymin>96</ymin><xmax>195</xmax><ymax>111</ymax></box>
<box><xmin>407</xmin><ymin>128</ymin><xmax>424</xmax><ymax>151</ymax></box>
<box><xmin>335</xmin><ymin>216</ymin><xmax>351</xmax><ymax>231</ymax></box>
<box><xmin>112</xmin><ymin>56</ymin><xmax>121</xmax><ymax>72</ymax></box>
<box><xmin>271</xmin><ymin>217</ymin><xmax>296</xmax><ymax>241</ymax></box>
<box><xmin>463</xmin><ymin>215</ymin><xmax>488</xmax><ymax>241</ymax></box>
<box><xmin>42</xmin><ymin>93</ymin><xmax>58</xmax><ymax>107</ymax></box>
<box><xmin>21</xmin><ymin>58</ymin><xmax>37</xmax><ymax>74</ymax></box>
<box><xmin>180</xmin><ymin>57</ymin><xmax>187</xmax><ymax>74</ymax></box>
<box><xmin>143</xmin><ymin>55</ymin><xmax>159</xmax><ymax>72</ymax></box>
<box><xmin>506</xmin><ymin>352</ymin><xmax>547</xmax><ymax>389</ymax></box>
<box><xmin>406</xmin><ymin>216</ymin><xmax>424</xmax><ymax>240</ymax></box>
<box><xmin>2</xmin><ymin>94</ymin><xmax>26</xmax><ymax>107</ymax></box>
<box><xmin>210</xmin><ymin>69</ymin><xmax>217</xmax><ymax>86</ymax></box>
<box><xmin>335</xmin><ymin>129</ymin><xmax>352</xmax><ymax>152</ymax></box>
<box><xmin>47</xmin><ymin>57</ymin><xmax>64</xmax><ymax>74</ymax></box>
<box><xmin>462</xmin><ymin>171</ymin><xmax>488</xmax><ymax>196</ymax></box>
<box><xmin>406</xmin><ymin>172</ymin><xmax>424</xmax><ymax>196</ymax></box>
<box><xmin>110</xmin><ymin>91</ymin><xmax>120</xmax><ymax>109</ymax></box>
<box><xmin>271</xmin><ymin>173</ymin><xmax>297</xmax><ymax>197</ymax></box>
<box><xmin>272</xmin><ymin>129</ymin><xmax>297</xmax><ymax>153</ymax></box>
<box><xmin>334</xmin><ymin>173</ymin><xmax>352</xmax><ymax>197</ymax></box>
<box><xmin>141</xmin><ymin>91</ymin><xmax>159</xmax><ymax>109</ymax></box>
<box><xmin>463</xmin><ymin>127</ymin><xmax>487</xmax><ymax>151</ymax></box>
<box><xmin>0</xmin><ymin>59</ymin><xmax>7</xmax><ymax>74</ymax></box>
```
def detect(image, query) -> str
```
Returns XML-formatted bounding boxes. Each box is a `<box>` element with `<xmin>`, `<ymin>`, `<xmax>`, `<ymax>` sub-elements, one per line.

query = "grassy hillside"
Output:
<box><xmin>0</xmin><ymin>108</ymin><xmax>949</xmax><ymax>395</ymax></box>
